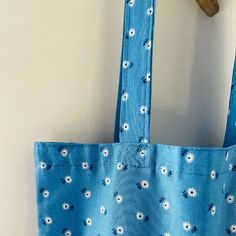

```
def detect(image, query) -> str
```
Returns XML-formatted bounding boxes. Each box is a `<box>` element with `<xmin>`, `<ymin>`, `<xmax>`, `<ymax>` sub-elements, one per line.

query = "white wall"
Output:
<box><xmin>0</xmin><ymin>1</ymin><xmax>235</xmax><ymax>235</ymax></box>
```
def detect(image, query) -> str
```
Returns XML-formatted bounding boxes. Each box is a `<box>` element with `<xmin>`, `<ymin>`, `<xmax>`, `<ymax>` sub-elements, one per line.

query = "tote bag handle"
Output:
<box><xmin>114</xmin><ymin>0</ymin><xmax>156</xmax><ymax>143</ymax></box>
<box><xmin>114</xmin><ymin>0</ymin><xmax>236</xmax><ymax>147</ymax></box>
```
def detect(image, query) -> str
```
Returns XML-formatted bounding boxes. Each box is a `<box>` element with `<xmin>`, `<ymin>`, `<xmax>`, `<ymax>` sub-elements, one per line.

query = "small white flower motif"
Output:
<box><xmin>62</xmin><ymin>202</ymin><xmax>73</xmax><ymax>211</ymax></box>
<box><xmin>210</xmin><ymin>170</ymin><xmax>218</xmax><ymax>180</ymax></box>
<box><xmin>139</xmin><ymin>137</ymin><xmax>148</xmax><ymax>143</ymax></box>
<box><xmin>138</xmin><ymin>148</ymin><xmax>147</xmax><ymax>158</ymax></box>
<box><xmin>122</xmin><ymin>122</ymin><xmax>129</xmax><ymax>132</ymax></box>
<box><xmin>160</xmin><ymin>166</ymin><xmax>168</xmax><ymax>175</ymax></box>
<box><xmin>140</xmin><ymin>105</ymin><xmax>148</xmax><ymax>115</ymax></box>
<box><xmin>137</xmin><ymin>180</ymin><xmax>149</xmax><ymax>190</ymax></box>
<box><xmin>208</xmin><ymin>204</ymin><xmax>216</xmax><ymax>216</ymax></box>
<box><xmin>187</xmin><ymin>187</ymin><xmax>198</xmax><ymax>198</ymax></box>
<box><xmin>230</xmin><ymin>224</ymin><xmax>236</xmax><ymax>233</ymax></box>
<box><xmin>103</xmin><ymin>176</ymin><xmax>111</xmax><ymax>186</ymax></box>
<box><xmin>128</xmin><ymin>0</ymin><xmax>135</xmax><ymax>7</ymax></box>
<box><xmin>100</xmin><ymin>206</ymin><xmax>107</xmax><ymax>215</ymax></box>
<box><xmin>160</xmin><ymin>197</ymin><xmax>170</xmax><ymax>210</ymax></box>
<box><xmin>84</xmin><ymin>218</ymin><xmax>92</xmax><ymax>226</ymax></box>
<box><xmin>123</xmin><ymin>60</ymin><xmax>130</xmax><ymax>69</ymax></box>
<box><xmin>63</xmin><ymin>175</ymin><xmax>72</xmax><ymax>184</ymax></box>
<box><xmin>162</xmin><ymin>200</ymin><xmax>170</xmax><ymax>210</ymax></box>
<box><xmin>102</xmin><ymin>148</ymin><xmax>109</xmax><ymax>157</ymax></box>
<box><xmin>184</xmin><ymin>152</ymin><xmax>195</xmax><ymax>163</ymax></box>
<box><xmin>117</xmin><ymin>162</ymin><xmax>126</xmax><ymax>171</ymax></box>
<box><xmin>63</xmin><ymin>230</ymin><xmax>72</xmax><ymax>236</ymax></box>
<box><xmin>226</xmin><ymin>194</ymin><xmax>235</xmax><ymax>204</ymax></box>
<box><xmin>163</xmin><ymin>233</ymin><xmax>171</xmax><ymax>236</ymax></box>
<box><xmin>147</xmin><ymin>7</ymin><xmax>154</xmax><ymax>16</ymax></box>
<box><xmin>82</xmin><ymin>188</ymin><xmax>91</xmax><ymax>199</ymax></box>
<box><xmin>81</xmin><ymin>161</ymin><xmax>92</xmax><ymax>170</ymax></box>
<box><xmin>183</xmin><ymin>222</ymin><xmax>192</xmax><ymax>231</ymax></box>
<box><xmin>146</xmin><ymin>72</ymin><xmax>151</xmax><ymax>82</ymax></box>
<box><xmin>128</xmin><ymin>28</ymin><xmax>136</xmax><ymax>37</ymax></box>
<box><xmin>114</xmin><ymin>226</ymin><xmax>125</xmax><ymax>235</ymax></box>
<box><xmin>115</xmin><ymin>194</ymin><xmax>123</xmax><ymax>204</ymax></box>
<box><xmin>60</xmin><ymin>148</ymin><xmax>68</xmax><ymax>157</ymax></box>
<box><xmin>41</xmin><ymin>189</ymin><xmax>50</xmax><ymax>198</ymax></box>
<box><xmin>144</xmin><ymin>40</ymin><xmax>152</xmax><ymax>50</ymax></box>
<box><xmin>44</xmin><ymin>216</ymin><xmax>53</xmax><ymax>225</ymax></box>
<box><xmin>121</xmin><ymin>92</ymin><xmax>129</xmax><ymax>102</ymax></box>
<box><xmin>136</xmin><ymin>211</ymin><xmax>145</xmax><ymax>221</ymax></box>
<box><xmin>40</xmin><ymin>161</ymin><xmax>48</xmax><ymax>170</ymax></box>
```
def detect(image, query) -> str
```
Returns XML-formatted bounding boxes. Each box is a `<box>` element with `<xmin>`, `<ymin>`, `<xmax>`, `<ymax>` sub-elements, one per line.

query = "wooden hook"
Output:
<box><xmin>196</xmin><ymin>0</ymin><xmax>220</xmax><ymax>17</ymax></box>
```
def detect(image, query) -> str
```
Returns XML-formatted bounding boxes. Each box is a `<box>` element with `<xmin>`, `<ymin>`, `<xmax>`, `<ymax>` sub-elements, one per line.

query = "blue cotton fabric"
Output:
<box><xmin>34</xmin><ymin>0</ymin><xmax>236</xmax><ymax>235</ymax></box>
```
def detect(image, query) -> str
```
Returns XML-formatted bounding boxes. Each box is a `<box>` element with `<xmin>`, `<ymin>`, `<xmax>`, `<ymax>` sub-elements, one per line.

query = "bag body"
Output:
<box><xmin>34</xmin><ymin>0</ymin><xmax>236</xmax><ymax>235</ymax></box>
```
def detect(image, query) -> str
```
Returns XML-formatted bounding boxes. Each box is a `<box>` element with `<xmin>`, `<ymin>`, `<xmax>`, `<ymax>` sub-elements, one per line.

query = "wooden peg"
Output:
<box><xmin>196</xmin><ymin>0</ymin><xmax>220</xmax><ymax>17</ymax></box>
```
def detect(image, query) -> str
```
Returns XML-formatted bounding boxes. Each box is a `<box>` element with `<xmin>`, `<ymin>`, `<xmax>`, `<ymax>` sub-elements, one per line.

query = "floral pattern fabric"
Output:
<box><xmin>34</xmin><ymin>0</ymin><xmax>236</xmax><ymax>235</ymax></box>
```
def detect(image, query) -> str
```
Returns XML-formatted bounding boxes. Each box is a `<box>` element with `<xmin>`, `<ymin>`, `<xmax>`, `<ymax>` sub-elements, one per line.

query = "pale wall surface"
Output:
<box><xmin>0</xmin><ymin>0</ymin><xmax>235</xmax><ymax>235</ymax></box>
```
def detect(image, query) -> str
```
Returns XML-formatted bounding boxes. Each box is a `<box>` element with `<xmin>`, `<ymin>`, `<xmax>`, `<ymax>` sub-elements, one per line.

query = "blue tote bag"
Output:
<box><xmin>34</xmin><ymin>1</ymin><xmax>236</xmax><ymax>235</ymax></box>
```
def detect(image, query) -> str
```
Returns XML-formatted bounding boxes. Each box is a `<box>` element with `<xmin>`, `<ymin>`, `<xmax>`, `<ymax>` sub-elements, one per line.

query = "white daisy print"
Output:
<box><xmin>81</xmin><ymin>161</ymin><xmax>92</xmax><ymax>170</ymax></box>
<box><xmin>226</xmin><ymin>193</ymin><xmax>235</xmax><ymax>204</ymax></box>
<box><xmin>102</xmin><ymin>148</ymin><xmax>109</xmax><ymax>157</ymax></box>
<box><xmin>147</xmin><ymin>7</ymin><xmax>154</xmax><ymax>16</ymax></box>
<box><xmin>121</xmin><ymin>91</ymin><xmax>129</xmax><ymax>102</ymax></box>
<box><xmin>144</xmin><ymin>40</ymin><xmax>152</xmax><ymax>50</ymax></box>
<box><xmin>123</xmin><ymin>60</ymin><xmax>130</xmax><ymax>69</ymax></box>
<box><xmin>128</xmin><ymin>28</ymin><xmax>135</xmax><ymax>37</ymax></box>
<box><xmin>83</xmin><ymin>218</ymin><xmax>92</xmax><ymax>226</ymax></box>
<box><xmin>139</xmin><ymin>136</ymin><xmax>148</xmax><ymax>143</ymax></box>
<box><xmin>208</xmin><ymin>203</ymin><xmax>216</xmax><ymax>216</ymax></box>
<box><xmin>183</xmin><ymin>222</ymin><xmax>192</xmax><ymax>231</ymax></box>
<box><xmin>184</xmin><ymin>151</ymin><xmax>195</xmax><ymax>163</ymax></box>
<box><xmin>62</xmin><ymin>202</ymin><xmax>73</xmax><ymax>211</ymax></box>
<box><xmin>44</xmin><ymin>216</ymin><xmax>53</xmax><ymax>225</ymax></box>
<box><xmin>40</xmin><ymin>161</ymin><xmax>49</xmax><ymax>170</ymax></box>
<box><xmin>103</xmin><ymin>177</ymin><xmax>111</xmax><ymax>186</ymax></box>
<box><xmin>160</xmin><ymin>166</ymin><xmax>168</xmax><ymax>175</ymax></box>
<box><xmin>146</xmin><ymin>72</ymin><xmax>151</xmax><ymax>82</ymax></box>
<box><xmin>122</xmin><ymin>122</ymin><xmax>129</xmax><ymax>132</ymax></box>
<box><xmin>160</xmin><ymin>197</ymin><xmax>170</xmax><ymax>210</ymax></box>
<box><xmin>163</xmin><ymin>233</ymin><xmax>171</xmax><ymax>236</ymax></box>
<box><xmin>137</xmin><ymin>180</ymin><xmax>149</xmax><ymax>190</ymax></box>
<box><xmin>114</xmin><ymin>191</ymin><xmax>123</xmax><ymax>204</ymax></box>
<box><xmin>63</xmin><ymin>175</ymin><xmax>72</xmax><ymax>184</ymax></box>
<box><xmin>162</xmin><ymin>200</ymin><xmax>170</xmax><ymax>210</ymax></box>
<box><xmin>187</xmin><ymin>187</ymin><xmax>197</xmax><ymax>198</ymax></box>
<box><xmin>230</xmin><ymin>224</ymin><xmax>236</xmax><ymax>233</ymax></box>
<box><xmin>60</xmin><ymin>148</ymin><xmax>68</xmax><ymax>157</ymax></box>
<box><xmin>140</xmin><ymin>105</ymin><xmax>148</xmax><ymax>114</ymax></box>
<box><xmin>127</xmin><ymin>0</ymin><xmax>135</xmax><ymax>7</ymax></box>
<box><xmin>82</xmin><ymin>188</ymin><xmax>91</xmax><ymax>199</ymax></box>
<box><xmin>136</xmin><ymin>211</ymin><xmax>145</xmax><ymax>221</ymax></box>
<box><xmin>183</xmin><ymin>187</ymin><xmax>197</xmax><ymax>198</ymax></box>
<box><xmin>138</xmin><ymin>148</ymin><xmax>147</xmax><ymax>158</ymax></box>
<box><xmin>210</xmin><ymin>170</ymin><xmax>218</xmax><ymax>179</ymax></box>
<box><xmin>114</xmin><ymin>226</ymin><xmax>125</xmax><ymax>235</ymax></box>
<box><xmin>100</xmin><ymin>206</ymin><xmax>107</xmax><ymax>215</ymax></box>
<box><xmin>40</xmin><ymin>188</ymin><xmax>50</xmax><ymax>198</ymax></box>
<box><xmin>63</xmin><ymin>229</ymin><xmax>72</xmax><ymax>236</ymax></box>
<box><xmin>117</xmin><ymin>162</ymin><xmax>127</xmax><ymax>171</ymax></box>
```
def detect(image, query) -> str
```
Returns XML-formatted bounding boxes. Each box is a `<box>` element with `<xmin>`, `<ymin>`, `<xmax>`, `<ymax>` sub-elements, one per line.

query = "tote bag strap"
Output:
<box><xmin>114</xmin><ymin>0</ymin><xmax>236</xmax><ymax>147</ymax></box>
<box><xmin>224</xmin><ymin>56</ymin><xmax>236</xmax><ymax>147</ymax></box>
<box><xmin>114</xmin><ymin>0</ymin><xmax>156</xmax><ymax>143</ymax></box>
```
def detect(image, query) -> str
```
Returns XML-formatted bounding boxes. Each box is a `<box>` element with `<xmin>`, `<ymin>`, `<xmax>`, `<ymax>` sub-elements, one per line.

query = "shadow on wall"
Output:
<box><xmin>152</xmin><ymin>1</ymin><xmax>234</xmax><ymax>147</ymax></box>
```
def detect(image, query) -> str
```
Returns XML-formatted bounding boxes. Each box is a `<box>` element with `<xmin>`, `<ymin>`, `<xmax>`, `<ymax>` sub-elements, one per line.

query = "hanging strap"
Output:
<box><xmin>114</xmin><ymin>0</ymin><xmax>236</xmax><ymax>147</ymax></box>
<box><xmin>224</xmin><ymin>55</ymin><xmax>236</xmax><ymax>147</ymax></box>
<box><xmin>114</xmin><ymin>0</ymin><xmax>156</xmax><ymax>143</ymax></box>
